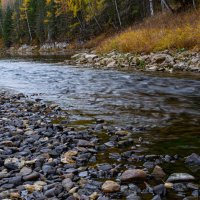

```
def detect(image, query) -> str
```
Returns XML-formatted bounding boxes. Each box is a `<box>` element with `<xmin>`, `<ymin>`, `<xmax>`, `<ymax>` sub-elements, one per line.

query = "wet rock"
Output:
<box><xmin>152</xmin><ymin>195</ymin><xmax>161</xmax><ymax>200</ymax></box>
<box><xmin>126</xmin><ymin>194</ymin><xmax>141</xmax><ymax>200</ymax></box>
<box><xmin>0</xmin><ymin>170</ymin><xmax>9</xmax><ymax>179</ymax></box>
<box><xmin>77</xmin><ymin>140</ymin><xmax>94</xmax><ymax>147</ymax></box>
<box><xmin>24</xmin><ymin>184</ymin><xmax>42</xmax><ymax>192</ymax></box>
<box><xmin>192</xmin><ymin>189</ymin><xmax>200</xmax><ymax>197</ymax></box>
<box><xmin>104</xmin><ymin>141</ymin><xmax>115</xmax><ymax>147</ymax></box>
<box><xmin>97</xmin><ymin>196</ymin><xmax>109</xmax><ymax>200</ymax></box>
<box><xmin>167</xmin><ymin>173</ymin><xmax>195</xmax><ymax>182</ymax></box>
<box><xmin>143</xmin><ymin>161</ymin><xmax>155</xmax><ymax>169</ymax></box>
<box><xmin>42</xmin><ymin>164</ymin><xmax>56</xmax><ymax>175</ymax></box>
<box><xmin>20</xmin><ymin>167</ymin><xmax>32</xmax><ymax>176</ymax></box>
<box><xmin>187</xmin><ymin>183</ymin><xmax>199</xmax><ymax>190</ymax></box>
<box><xmin>23</xmin><ymin>172</ymin><xmax>40</xmax><ymax>181</ymax></box>
<box><xmin>153</xmin><ymin>184</ymin><xmax>166</xmax><ymax>196</ymax></box>
<box><xmin>44</xmin><ymin>184</ymin><xmax>63</xmax><ymax>198</ymax></box>
<box><xmin>115</xmin><ymin>130</ymin><xmax>131</xmax><ymax>136</ymax></box>
<box><xmin>8</xmin><ymin>176</ymin><xmax>22</xmax><ymax>186</ymax></box>
<box><xmin>120</xmin><ymin>169</ymin><xmax>147</xmax><ymax>183</ymax></box>
<box><xmin>62</xmin><ymin>178</ymin><xmax>74</xmax><ymax>191</ymax></box>
<box><xmin>4</xmin><ymin>158</ymin><xmax>24</xmax><ymax>170</ymax></box>
<box><xmin>61</xmin><ymin>150</ymin><xmax>78</xmax><ymax>164</ymax></box>
<box><xmin>10</xmin><ymin>192</ymin><xmax>20</xmax><ymax>199</ymax></box>
<box><xmin>183</xmin><ymin>197</ymin><xmax>198</xmax><ymax>200</ymax></box>
<box><xmin>69</xmin><ymin>186</ymin><xmax>78</xmax><ymax>194</ymax></box>
<box><xmin>98</xmin><ymin>163</ymin><xmax>112</xmax><ymax>171</ymax></box>
<box><xmin>152</xmin><ymin>165</ymin><xmax>166</xmax><ymax>180</ymax></box>
<box><xmin>128</xmin><ymin>183</ymin><xmax>141</xmax><ymax>193</ymax></box>
<box><xmin>185</xmin><ymin>153</ymin><xmax>200</xmax><ymax>165</ymax></box>
<box><xmin>0</xmin><ymin>140</ymin><xmax>15</xmax><ymax>147</ymax></box>
<box><xmin>89</xmin><ymin>192</ymin><xmax>99</xmax><ymax>200</ymax></box>
<box><xmin>173</xmin><ymin>183</ymin><xmax>187</xmax><ymax>192</ymax></box>
<box><xmin>164</xmin><ymin>182</ymin><xmax>173</xmax><ymax>189</ymax></box>
<box><xmin>152</xmin><ymin>53</ymin><xmax>174</xmax><ymax>64</ymax></box>
<box><xmin>79</xmin><ymin>171</ymin><xmax>88</xmax><ymax>177</ymax></box>
<box><xmin>101</xmin><ymin>180</ymin><xmax>120</xmax><ymax>193</ymax></box>
<box><xmin>109</xmin><ymin>153</ymin><xmax>121</xmax><ymax>161</ymax></box>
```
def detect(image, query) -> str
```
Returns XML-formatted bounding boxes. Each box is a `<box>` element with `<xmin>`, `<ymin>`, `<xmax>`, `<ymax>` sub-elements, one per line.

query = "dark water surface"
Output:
<box><xmin>0</xmin><ymin>57</ymin><xmax>200</xmax><ymax>183</ymax></box>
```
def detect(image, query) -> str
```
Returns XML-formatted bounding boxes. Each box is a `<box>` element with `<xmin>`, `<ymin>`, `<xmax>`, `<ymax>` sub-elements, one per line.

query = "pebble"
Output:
<box><xmin>101</xmin><ymin>180</ymin><xmax>120</xmax><ymax>193</ymax></box>
<box><xmin>152</xmin><ymin>165</ymin><xmax>166</xmax><ymax>180</ymax></box>
<box><xmin>23</xmin><ymin>172</ymin><xmax>40</xmax><ymax>181</ymax></box>
<box><xmin>62</xmin><ymin>178</ymin><xmax>74</xmax><ymax>191</ymax></box>
<box><xmin>167</xmin><ymin>173</ymin><xmax>195</xmax><ymax>182</ymax></box>
<box><xmin>185</xmin><ymin>153</ymin><xmax>200</xmax><ymax>165</ymax></box>
<box><xmin>0</xmin><ymin>91</ymin><xmax>199</xmax><ymax>200</ymax></box>
<box><xmin>120</xmin><ymin>169</ymin><xmax>147</xmax><ymax>183</ymax></box>
<box><xmin>77</xmin><ymin>140</ymin><xmax>94</xmax><ymax>147</ymax></box>
<box><xmin>4</xmin><ymin>158</ymin><xmax>24</xmax><ymax>170</ymax></box>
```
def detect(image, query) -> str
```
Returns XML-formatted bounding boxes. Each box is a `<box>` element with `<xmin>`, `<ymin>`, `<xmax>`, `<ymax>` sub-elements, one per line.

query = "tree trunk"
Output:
<box><xmin>161</xmin><ymin>0</ymin><xmax>174</xmax><ymax>13</ymax></box>
<box><xmin>25</xmin><ymin>9</ymin><xmax>32</xmax><ymax>42</ymax></box>
<box><xmin>149</xmin><ymin>0</ymin><xmax>154</xmax><ymax>16</ymax></box>
<box><xmin>161</xmin><ymin>0</ymin><xmax>165</xmax><ymax>12</ymax></box>
<box><xmin>76</xmin><ymin>15</ymin><xmax>84</xmax><ymax>30</ymax></box>
<box><xmin>192</xmin><ymin>0</ymin><xmax>197</xmax><ymax>9</ymax></box>
<box><xmin>113</xmin><ymin>0</ymin><xmax>122</xmax><ymax>27</ymax></box>
<box><xmin>88</xmin><ymin>1</ymin><xmax>102</xmax><ymax>31</ymax></box>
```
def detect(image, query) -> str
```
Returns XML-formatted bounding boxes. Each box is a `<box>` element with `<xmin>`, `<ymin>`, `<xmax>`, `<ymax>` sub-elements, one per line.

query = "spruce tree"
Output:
<box><xmin>2</xmin><ymin>6</ymin><xmax>13</xmax><ymax>47</ymax></box>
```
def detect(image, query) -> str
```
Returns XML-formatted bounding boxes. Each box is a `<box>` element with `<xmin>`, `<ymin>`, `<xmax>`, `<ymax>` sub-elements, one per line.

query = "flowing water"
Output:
<box><xmin>0</xmin><ymin>56</ymin><xmax>200</xmax><ymax>185</ymax></box>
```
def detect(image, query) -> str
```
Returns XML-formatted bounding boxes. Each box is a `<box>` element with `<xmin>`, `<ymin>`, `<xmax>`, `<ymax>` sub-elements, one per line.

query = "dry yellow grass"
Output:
<box><xmin>97</xmin><ymin>10</ymin><xmax>200</xmax><ymax>53</ymax></box>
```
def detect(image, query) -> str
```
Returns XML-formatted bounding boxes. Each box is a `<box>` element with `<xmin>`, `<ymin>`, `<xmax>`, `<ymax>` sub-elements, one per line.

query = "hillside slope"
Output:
<box><xmin>97</xmin><ymin>10</ymin><xmax>200</xmax><ymax>53</ymax></box>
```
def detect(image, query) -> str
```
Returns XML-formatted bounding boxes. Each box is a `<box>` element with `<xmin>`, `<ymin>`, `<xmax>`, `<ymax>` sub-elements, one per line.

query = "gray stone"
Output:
<box><xmin>23</xmin><ymin>172</ymin><xmax>40</xmax><ymax>181</ymax></box>
<box><xmin>185</xmin><ymin>153</ymin><xmax>200</xmax><ymax>165</ymax></box>
<box><xmin>62</xmin><ymin>178</ymin><xmax>74</xmax><ymax>191</ymax></box>
<box><xmin>126</xmin><ymin>194</ymin><xmax>141</xmax><ymax>200</ymax></box>
<box><xmin>167</xmin><ymin>173</ymin><xmax>195</xmax><ymax>182</ymax></box>
<box><xmin>152</xmin><ymin>165</ymin><xmax>166</xmax><ymax>180</ymax></box>
<box><xmin>153</xmin><ymin>184</ymin><xmax>166</xmax><ymax>196</ymax></box>
<box><xmin>77</xmin><ymin>140</ymin><xmax>94</xmax><ymax>147</ymax></box>
<box><xmin>4</xmin><ymin>158</ymin><xmax>24</xmax><ymax>170</ymax></box>
<box><xmin>121</xmin><ymin>169</ymin><xmax>147</xmax><ymax>183</ymax></box>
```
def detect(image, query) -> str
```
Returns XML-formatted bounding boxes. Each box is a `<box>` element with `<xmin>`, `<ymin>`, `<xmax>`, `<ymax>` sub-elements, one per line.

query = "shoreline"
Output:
<box><xmin>3</xmin><ymin>44</ymin><xmax>200</xmax><ymax>74</ymax></box>
<box><xmin>0</xmin><ymin>91</ymin><xmax>199</xmax><ymax>199</ymax></box>
<box><xmin>65</xmin><ymin>50</ymin><xmax>200</xmax><ymax>73</ymax></box>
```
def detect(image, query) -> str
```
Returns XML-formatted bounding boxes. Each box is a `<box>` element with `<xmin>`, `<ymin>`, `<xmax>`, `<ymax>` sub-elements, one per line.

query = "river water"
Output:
<box><xmin>0</xmin><ymin>57</ymin><xmax>200</xmax><ymax>172</ymax></box>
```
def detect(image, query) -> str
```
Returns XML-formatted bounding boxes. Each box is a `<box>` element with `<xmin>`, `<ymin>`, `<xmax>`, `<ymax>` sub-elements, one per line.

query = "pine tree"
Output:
<box><xmin>2</xmin><ymin>6</ymin><xmax>13</xmax><ymax>47</ymax></box>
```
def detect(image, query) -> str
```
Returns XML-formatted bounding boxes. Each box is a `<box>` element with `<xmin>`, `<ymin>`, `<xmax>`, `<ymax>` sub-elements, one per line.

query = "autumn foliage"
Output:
<box><xmin>98</xmin><ymin>10</ymin><xmax>200</xmax><ymax>53</ymax></box>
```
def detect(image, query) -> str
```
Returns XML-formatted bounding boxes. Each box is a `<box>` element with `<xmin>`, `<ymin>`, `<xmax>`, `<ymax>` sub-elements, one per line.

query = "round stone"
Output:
<box><xmin>101</xmin><ymin>180</ymin><xmax>120</xmax><ymax>193</ymax></box>
<box><xmin>120</xmin><ymin>169</ymin><xmax>147</xmax><ymax>183</ymax></box>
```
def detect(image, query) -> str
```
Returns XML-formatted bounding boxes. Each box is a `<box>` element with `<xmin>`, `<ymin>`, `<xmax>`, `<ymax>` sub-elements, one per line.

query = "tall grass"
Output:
<box><xmin>97</xmin><ymin>10</ymin><xmax>200</xmax><ymax>53</ymax></box>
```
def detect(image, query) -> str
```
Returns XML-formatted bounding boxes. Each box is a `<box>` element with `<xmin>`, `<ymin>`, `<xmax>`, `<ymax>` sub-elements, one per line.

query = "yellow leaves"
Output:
<box><xmin>46</xmin><ymin>0</ymin><xmax>53</xmax><ymax>5</ymax></box>
<box><xmin>46</xmin><ymin>11</ymin><xmax>52</xmax><ymax>18</ymax></box>
<box><xmin>54</xmin><ymin>0</ymin><xmax>105</xmax><ymax>19</ymax></box>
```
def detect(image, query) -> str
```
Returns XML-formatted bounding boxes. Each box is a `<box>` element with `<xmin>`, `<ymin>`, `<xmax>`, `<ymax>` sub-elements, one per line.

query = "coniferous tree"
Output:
<box><xmin>2</xmin><ymin>6</ymin><xmax>13</xmax><ymax>46</ymax></box>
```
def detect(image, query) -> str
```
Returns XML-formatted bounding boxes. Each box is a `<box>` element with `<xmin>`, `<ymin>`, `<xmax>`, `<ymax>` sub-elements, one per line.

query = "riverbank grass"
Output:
<box><xmin>97</xmin><ymin>10</ymin><xmax>200</xmax><ymax>53</ymax></box>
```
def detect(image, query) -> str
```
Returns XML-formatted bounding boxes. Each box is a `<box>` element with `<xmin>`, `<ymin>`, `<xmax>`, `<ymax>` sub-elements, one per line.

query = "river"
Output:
<box><xmin>0</xmin><ymin>56</ymin><xmax>200</xmax><ymax>186</ymax></box>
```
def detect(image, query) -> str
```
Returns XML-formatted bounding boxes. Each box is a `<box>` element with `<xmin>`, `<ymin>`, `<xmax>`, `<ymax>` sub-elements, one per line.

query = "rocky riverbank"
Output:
<box><xmin>65</xmin><ymin>50</ymin><xmax>200</xmax><ymax>73</ymax></box>
<box><xmin>0</xmin><ymin>91</ymin><xmax>199</xmax><ymax>200</ymax></box>
<box><xmin>4</xmin><ymin>44</ymin><xmax>200</xmax><ymax>73</ymax></box>
<box><xmin>5</xmin><ymin>43</ymin><xmax>79</xmax><ymax>56</ymax></box>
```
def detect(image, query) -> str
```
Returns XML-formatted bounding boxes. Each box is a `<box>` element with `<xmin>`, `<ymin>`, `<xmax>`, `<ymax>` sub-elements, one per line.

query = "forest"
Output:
<box><xmin>0</xmin><ymin>0</ymin><xmax>199</xmax><ymax>48</ymax></box>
